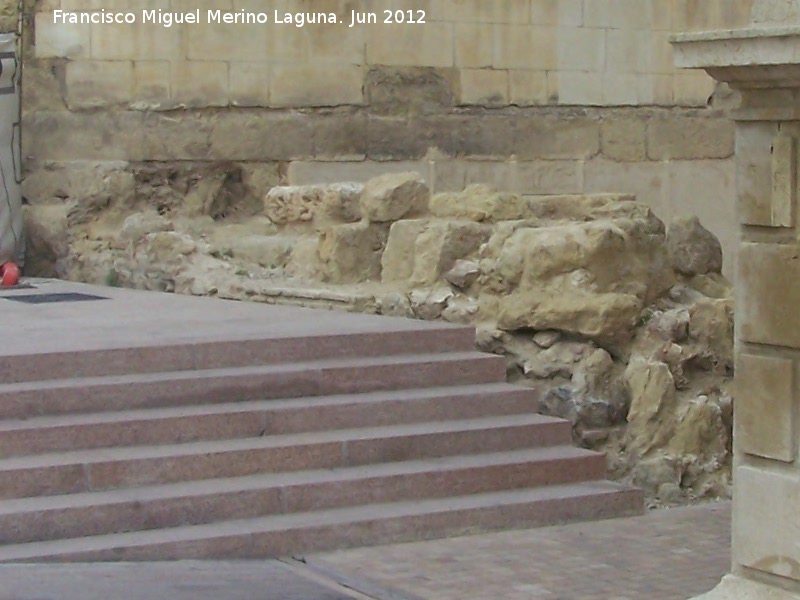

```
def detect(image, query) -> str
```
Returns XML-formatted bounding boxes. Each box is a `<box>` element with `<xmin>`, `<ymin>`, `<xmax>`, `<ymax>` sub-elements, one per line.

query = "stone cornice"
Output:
<box><xmin>672</xmin><ymin>27</ymin><xmax>800</xmax><ymax>90</ymax></box>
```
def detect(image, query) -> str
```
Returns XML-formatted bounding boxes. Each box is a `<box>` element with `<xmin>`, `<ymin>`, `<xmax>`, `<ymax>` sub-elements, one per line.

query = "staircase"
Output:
<box><xmin>0</xmin><ymin>292</ymin><xmax>642</xmax><ymax>562</ymax></box>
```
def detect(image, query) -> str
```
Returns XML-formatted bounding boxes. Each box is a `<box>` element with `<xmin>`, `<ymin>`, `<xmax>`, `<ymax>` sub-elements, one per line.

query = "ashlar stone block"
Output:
<box><xmin>270</xmin><ymin>64</ymin><xmax>364</xmax><ymax>108</ymax></box>
<box><xmin>739</xmin><ymin>243</ymin><xmax>800</xmax><ymax>349</ymax></box>
<box><xmin>770</xmin><ymin>132</ymin><xmax>797</xmax><ymax>228</ymax></box>
<box><xmin>382</xmin><ymin>219</ymin><xmax>490</xmax><ymax>286</ymax></box>
<box><xmin>735</xmin><ymin>353</ymin><xmax>796</xmax><ymax>462</ymax></box>
<box><xmin>735</xmin><ymin>466</ymin><xmax>800</xmax><ymax>581</ymax></box>
<box><xmin>737</xmin><ymin>121</ymin><xmax>781</xmax><ymax>227</ymax></box>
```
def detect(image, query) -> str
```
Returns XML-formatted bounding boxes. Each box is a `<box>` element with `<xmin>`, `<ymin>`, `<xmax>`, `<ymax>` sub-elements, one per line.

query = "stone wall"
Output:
<box><xmin>22</xmin><ymin>0</ymin><xmax>752</xmax><ymax>275</ymax></box>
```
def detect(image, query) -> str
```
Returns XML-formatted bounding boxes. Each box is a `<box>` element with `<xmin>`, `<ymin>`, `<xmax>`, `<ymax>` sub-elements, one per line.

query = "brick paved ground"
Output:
<box><xmin>310</xmin><ymin>501</ymin><xmax>732</xmax><ymax>600</ymax></box>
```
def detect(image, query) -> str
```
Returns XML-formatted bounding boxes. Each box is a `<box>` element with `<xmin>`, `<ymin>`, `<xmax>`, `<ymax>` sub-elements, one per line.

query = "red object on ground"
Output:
<box><xmin>0</xmin><ymin>262</ymin><xmax>19</xmax><ymax>286</ymax></box>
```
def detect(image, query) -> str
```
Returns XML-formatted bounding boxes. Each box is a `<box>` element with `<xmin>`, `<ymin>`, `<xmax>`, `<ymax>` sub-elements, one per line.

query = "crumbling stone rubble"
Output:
<box><xmin>24</xmin><ymin>169</ymin><xmax>734</xmax><ymax>505</ymax></box>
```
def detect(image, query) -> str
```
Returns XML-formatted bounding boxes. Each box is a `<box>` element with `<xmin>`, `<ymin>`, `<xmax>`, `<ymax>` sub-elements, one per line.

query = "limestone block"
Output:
<box><xmin>514</xmin><ymin>116</ymin><xmax>603</xmax><ymax>159</ymax></box>
<box><xmin>509</xmin><ymin>70</ymin><xmax>549</xmax><ymax>106</ymax></box>
<box><xmin>688</xmin><ymin>298</ymin><xmax>734</xmax><ymax>371</ymax></box>
<box><xmin>263</xmin><ymin>23</ymin><xmax>308</xmax><ymax>62</ymax></box>
<box><xmin>770</xmin><ymin>132</ymin><xmax>797</xmax><ymax>228</ymax></box>
<box><xmin>652</xmin><ymin>74</ymin><xmax>674</xmax><ymax>105</ymax></box>
<box><xmin>752</xmin><ymin>0</ymin><xmax>800</xmax><ymax>23</ymax></box>
<box><xmin>34</xmin><ymin>12</ymin><xmax>89</xmax><ymax>58</ymax></box>
<box><xmin>458</xmin><ymin>69</ymin><xmax>509</xmax><ymax>106</ymax></box>
<box><xmin>493</xmin><ymin>25</ymin><xmax>556</xmax><ymax>70</ymax></box>
<box><xmin>410</xmin><ymin>220</ymin><xmax>491</xmax><ymax>286</ymax></box>
<box><xmin>603</xmin><ymin>73</ymin><xmax>640</xmax><ymax>106</ymax></box>
<box><xmin>454</xmin><ymin>24</ymin><xmax>493</xmax><ymax>68</ymax></box>
<box><xmin>494</xmin><ymin>216</ymin><xmax>672</xmax><ymax>303</ymax></box>
<box><xmin>558</xmin><ymin>0</ymin><xmax>583</xmax><ymax>26</ymax></box>
<box><xmin>366</xmin><ymin>22</ymin><xmax>454</xmax><ymax>68</ymax></box>
<box><xmin>208</xmin><ymin>112</ymin><xmax>314</xmax><ymax>161</ymax></box>
<box><xmin>19</xmin><ymin>65</ymin><xmax>65</xmax><ymax>112</ymax></box>
<box><xmin>265</xmin><ymin>185</ymin><xmax>324</xmax><ymax>226</ymax></box>
<box><xmin>65</xmin><ymin>61</ymin><xmax>134</xmax><ymax>109</ymax></box>
<box><xmin>381</xmin><ymin>219</ymin><xmax>428</xmax><ymax>283</ymax></box>
<box><xmin>23</xmin><ymin>111</ymin><xmax>147</xmax><ymax>162</ymax></box>
<box><xmin>360</xmin><ymin>173</ymin><xmax>429</xmax><ymax>223</ymax></box>
<box><xmin>498</xmin><ymin>287</ymin><xmax>643</xmax><ymax>344</ymax></box>
<box><xmin>671</xmin><ymin>0</ymin><xmax>719</xmax><ymax>32</ymax></box>
<box><xmin>515</xmin><ymin>160</ymin><xmax>583</xmax><ymax>194</ymax></box>
<box><xmin>526</xmin><ymin>193</ymin><xmax>642</xmax><ymax>221</ymax></box>
<box><xmin>625</xmin><ymin>359</ymin><xmax>676</xmax><ymax>455</ymax></box>
<box><xmin>736</xmin><ymin>122</ymin><xmax>781</xmax><ymax>227</ymax></box>
<box><xmin>287</xmin><ymin>161</ymin><xmax>428</xmax><ymax>186</ymax></box>
<box><xmin>265</xmin><ymin>183</ymin><xmax>362</xmax><ymax>227</ymax></box>
<box><xmin>647</xmin><ymin>118</ymin><xmax>735</xmax><ymax>161</ymax></box>
<box><xmin>316</xmin><ymin>184</ymin><xmax>364</xmax><ymax>226</ymax></box>
<box><xmin>433</xmin><ymin>160</ymin><xmax>518</xmax><ymax>193</ymax></box>
<box><xmin>90</xmin><ymin>22</ymin><xmax>180</xmax><ymax>61</ymax></box>
<box><xmin>739</xmin><ymin>243</ymin><xmax>800</xmax><ymax>348</ymax></box>
<box><xmin>171</xmin><ymin>61</ymin><xmax>229</xmax><ymax>108</ymax></box>
<box><xmin>735</xmin><ymin>353</ymin><xmax>796</xmax><ymax>462</ymax></box>
<box><xmin>601</xmin><ymin>119</ymin><xmax>647</xmax><ymax>162</ymax></box>
<box><xmin>429</xmin><ymin>185</ymin><xmax>528</xmax><ymax>222</ymax></box>
<box><xmin>735</xmin><ymin>466</ymin><xmax>800</xmax><ymax>580</ymax></box>
<box><xmin>650</xmin><ymin>32</ymin><xmax>675</xmax><ymax>74</ymax></box>
<box><xmin>139</xmin><ymin>112</ymin><xmax>213</xmax><ymax>161</ymax></box>
<box><xmin>672</xmin><ymin>70</ymin><xmax>716</xmax><ymax>107</ymax></box>
<box><xmin>365</xmin><ymin>66</ymin><xmax>457</xmax><ymax>116</ymax></box>
<box><xmin>583</xmin><ymin>0</ymin><xmax>654</xmax><ymax>28</ymax></box>
<box><xmin>557</xmin><ymin>71</ymin><xmax>604</xmax><ymax>106</ymax></box>
<box><xmin>307</xmin><ymin>20</ymin><xmax>365</xmax><ymax>64</ymax></box>
<box><xmin>133</xmin><ymin>62</ymin><xmax>171</xmax><ymax>109</ymax></box>
<box><xmin>530</xmin><ymin>0</ymin><xmax>559</xmax><ymax>25</ymax></box>
<box><xmin>229</xmin><ymin>62</ymin><xmax>270</xmax><ymax>107</ymax></box>
<box><xmin>558</xmin><ymin>27</ymin><xmax>605</xmax><ymax>73</ymax></box>
<box><xmin>185</xmin><ymin>19</ymin><xmax>267</xmax><ymax>62</ymax></box>
<box><xmin>382</xmin><ymin>219</ymin><xmax>490</xmax><ymax>286</ymax></box>
<box><xmin>303</xmin><ymin>112</ymin><xmax>368</xmax><ymax>161</ymax></box>
<box><xmin>667</xmin><ymin>216</ymin><xmax>723</xmax><ymax>276</ymax></box>
<box><xmin>270</xmin><ymin>64</ymin><xmax>365</xmax><ymax>108</ymax></box>
<box><xmin>444</xmin><ymin>260</ymin><xmax>481</xmax><ymax>289</ymax></box>
<box><xmin>317</xmin><ymin>221</ymin><xmax>388</xmax><ymax>284</ymax></box>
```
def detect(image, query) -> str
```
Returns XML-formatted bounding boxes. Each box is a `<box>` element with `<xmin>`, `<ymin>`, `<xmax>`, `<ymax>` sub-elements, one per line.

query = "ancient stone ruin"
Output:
<box><xmin>24</xmin><ymin>171</ymin><xmax>734</xmax><ymax>505</ymax></box>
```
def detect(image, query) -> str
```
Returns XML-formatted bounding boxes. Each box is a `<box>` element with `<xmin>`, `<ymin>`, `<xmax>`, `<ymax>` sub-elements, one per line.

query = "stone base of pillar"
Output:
<box><xmin>693</xmin><ymin>575</ymin><xmax>800</xmax><ymax>599</ymax></box>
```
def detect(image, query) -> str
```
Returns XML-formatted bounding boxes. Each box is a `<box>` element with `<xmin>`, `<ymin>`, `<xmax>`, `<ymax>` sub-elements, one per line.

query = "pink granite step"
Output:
<box><xmin>0</xmin><ymin>414</ymin><xmax>571</xmax><ymax>499</ymax></box>
<box><xmin>0</xmin><ymin>352</ymin><xmax>506</xmax><ymax>419</ymax></box>
<box><xmin>0</xmin><ymin>447</ymin><xmax>606</xmax><ymax>544</ymax></box>
<box><xmin>0</xmin><ymin>384</ymin><xmax>537</xmax><ymax>457</ymax></box>
<box><xmin>0</xmin><ymin>282</ymin><xmax>643</xmax><ymax>559</ymax></box>
<box><xmin>0</xmin><ymin>482</ymin><xmax>644</xmax><ymax>562</ymax></box>
<box><xmin>0</xmin><ymin>327</ymin><xmax>476</xmax><ymax>385</ymax></box>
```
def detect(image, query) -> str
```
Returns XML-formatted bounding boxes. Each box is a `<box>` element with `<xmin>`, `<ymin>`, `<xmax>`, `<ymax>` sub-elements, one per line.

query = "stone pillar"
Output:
<box><xmin>673</xmin><ymin>3</ymin><xmax>800</xmax><ymax>598</ymax></box>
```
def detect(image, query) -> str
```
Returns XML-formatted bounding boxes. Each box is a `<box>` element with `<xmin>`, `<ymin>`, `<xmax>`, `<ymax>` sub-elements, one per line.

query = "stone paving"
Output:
<box><xmin>310</xmin><ymin>501</ymin><xmax>732</xmax><ymax>600</ymax></box>
<box><xmin>0</xmin><ymin>502</ymin><xmax>730</xmax><ymax>600</ymax></box>
<box><xmin>0</xmin><ymin>561</ymin><xmax>370</xmax><ymax>600</ymax></box>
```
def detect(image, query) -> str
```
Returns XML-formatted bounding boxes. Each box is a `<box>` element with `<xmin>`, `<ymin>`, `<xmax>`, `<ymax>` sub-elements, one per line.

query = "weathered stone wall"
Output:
<box><xmin>0</xmin><ymin>0</ymin><xmax>17</xmax><ymax>32</ymax></box>
<box><xmin>22</xmin><ymin>0</ymin><xmax>752</xmax><ymax>275</ymax></box>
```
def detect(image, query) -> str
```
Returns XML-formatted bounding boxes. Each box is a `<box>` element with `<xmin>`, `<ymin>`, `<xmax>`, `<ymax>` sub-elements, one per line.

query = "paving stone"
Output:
<box><xmin>312</xmin><ymin>502</ymin><xmax>731</xmax><ymax>600</ymax></box>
